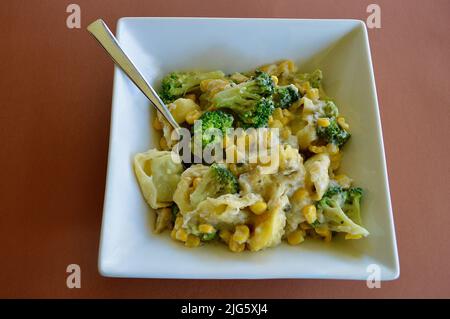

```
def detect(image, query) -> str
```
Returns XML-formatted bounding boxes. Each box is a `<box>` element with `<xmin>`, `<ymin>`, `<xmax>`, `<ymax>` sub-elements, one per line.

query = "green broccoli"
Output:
<box><xmin>316</xmin><ymin>186</ymin><xmax>368</xmax><ymax>237</ymax></box>
<box><xmin>160</xmin><ymin>70</ymin><xmax>225</xmax><ymax>103</ymax></box>
<box><xmin>273</xmin><ymin>84</ymin><xmax>300</xmax><ymax>109</ymax></box>
<box><xmin>343</xmin><ymin>187</ymin><xmax>363</xmax><ymax>225</ymax></box>
<box><xmin>212</xmin><ymin>70</ymin><xmax>275</xmax><ymax>128</ymax></box>
<box><xmin>190</xmin><ymin>164</ymin><xmax>239</xmax><ymax>207</ymax></box>
<box><xmin>295</xmin><ymin>69</ymin><xmax>323</xmax><ymax>88</ymax></box>
<box><xmin>316</xmin><ymin>117</ymin><xmax>351</xmax><ymax>147</ymax></box>
<box><xmin>193</xmin><ymin>110</ymin><xmax>234</xmax><ymax>147</ymax></box>
<box><xmin>321</xmin><ymin>100</ymin><xmax>339</xmax><ymax>118</ymax></box>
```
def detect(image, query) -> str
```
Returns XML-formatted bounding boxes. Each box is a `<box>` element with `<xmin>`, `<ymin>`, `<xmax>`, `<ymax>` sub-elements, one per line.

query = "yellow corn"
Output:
<box><xmin>334</xmin><ymin>174</ymin><xmax>353</xmax><ymax>188</ymax></box>
<box><xmin>292</xmin><ymin>188</ymin><xmax>309</xmax><ymax>202</ymax></box>
<box><xmin>198</xmin><ymin>224</ymin><xmax>215</xmax><ymax>234</ymax></box>
<box><xmin>280</xmin><ymin>116</ymin><xmax>290</xmax><ymax>125</ymax></box>
<box><xmin>302</xmin><ymin>205</ymin><xmax>317</xmax><ymax>224</ymax></box>
<box><xmin>271</xmin><ymin>75</ymin><xmax>279</xmax><ymax>85</ymax></box>
<box><xmin>315</xmin><ymin>227</ymin><xmax>332</xmax><ymax>242</ymax></box>
<box><xmin>309</xmin><ymin>145</ymin><xmax>327</xmax><ymax>154</ymax></box>
<box><xmin>287</xmin><ymin>230</ymin><xmax>305</xmax><ymax>245</ymax></box>
<box><xmin>185</xmin><ymin>234</ymin><xmax>200</xmax><ymax>247</ymax></box>
<box><xmin>233</xmin><ymin>225</ymin><xmax>250</xmax><ymax>244</ymax></box>
<box><xmin>174</xmin><ymin>216</ymin><xmax>183</xmax><ymax>229</ymax></box>
<box><xmin>219</xmin><ymin>229</ymin><xmax>232</xmax><ymax>244</ymax></box>
<box><xmin>268</xmin><ymin>115</ymin><xmax>274</xmax><ymax>125</ymax></box>
<box><xmin>270</xmin><ymin>119</ymin><xmax>283</xmax><ymax>129</ymax></box>
<box><xmin>345</xmin><ymin>233</ymin><xmax>363</xmax><ymax>240</ymax></box>
<box><xmin>281</xmin><ymin>127</ymin><xmax>291</xmax><ymax>139</ymax></box>
<box><xmin>317</xmin><ymin>118</ymin><xmax>330</xmax><ymax>127</ymax></box>
<box><xmin>337</xmin><ymin>116</ymin><xmax>350</xmax><ymax>130</ymax></box>
<box><xmin>229</xmin><ymin>238</ymin><xmax>245</xmax><ymax>253</ymax></box>
<box><xmin>175</xmin><ymin>228</ymin><xmax>188</xmax><ymax>242</ymax></box>
<box><xmin>186</xmin><ymin>109</ymin><xmax>202</xmax><ymax>125</ymax></box>
<box><xmin>153</xmin><ymin>117</ymin><xmax>163</xmax><ymax>130</ymax></box>
<box><xmin>250</xmin><ymin>201</ymin><xmax>267</xmax><ymax>215</ymax></box>
<box><xmin>307</xmin><ymin>88</ymin><xmax>320</xmax><ymax>100</ymax></box>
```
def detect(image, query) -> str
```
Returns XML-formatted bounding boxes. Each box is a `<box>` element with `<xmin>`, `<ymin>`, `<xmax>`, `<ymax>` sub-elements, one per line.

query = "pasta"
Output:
<box><xmin>134</xmin><ymin>59</ymin><xmax>369</xmax><ymax>252</ymax></box>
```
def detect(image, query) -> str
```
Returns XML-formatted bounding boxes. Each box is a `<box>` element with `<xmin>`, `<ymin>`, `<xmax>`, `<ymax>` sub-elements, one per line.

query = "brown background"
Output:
<box><xmin>1</xmin><ymin>0</ymin><xmax>449</xmax><ymax>298</ymax></box>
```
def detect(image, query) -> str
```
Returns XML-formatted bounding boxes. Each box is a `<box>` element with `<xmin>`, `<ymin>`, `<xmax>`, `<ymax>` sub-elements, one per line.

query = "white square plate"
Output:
<box><xmin>99</xmin><ymin>18</ymin><xmax>399</xmax><ymax>280</ymax></box>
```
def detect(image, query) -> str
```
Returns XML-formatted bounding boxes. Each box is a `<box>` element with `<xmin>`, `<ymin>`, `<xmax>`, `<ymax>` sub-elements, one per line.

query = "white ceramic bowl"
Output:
<box><xmin>98</xmin><ymin>18</ymin><xmax>399</xmax><ymax>280</ymax></box>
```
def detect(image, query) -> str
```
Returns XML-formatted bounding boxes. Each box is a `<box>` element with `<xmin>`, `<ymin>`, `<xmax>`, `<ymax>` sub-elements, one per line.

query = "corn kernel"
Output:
<box><xmin>281</xmin><ymin>127</ymin><xmax>291</xmax><ymax>139</ymax></box>
<box><xmin>229</xmin><ymin>238</ymin><xmax>245</xmax><ymax>253</ymax></box>
<box><xmin>153</xmin><ymin>117</ymin><xmax>163</xmax><ymax>130</ymax></box>
<box><xmin>345</xmin><ymin>233</ymin><xmax>363</xmax><ymax>240</ymax></box>
<box><xmin>271</xmin><ymin>75</ymin><xmax>279</xmax><ymax>85</ymax></box>
<box><xmin>186</xmin><ymin>109</ymin><xmax>202</xmax><ymax>125</ymax></box>
<box><xmin>175</xmin><ymin>229</ymin><xmax>188</xmax><ymax>242</ymax></box>
<box><xmin>309</xmin><ymin>145</ymin><xmax>327</xmax><ymax>154</ymax></box>
<box><xmin>219</xmin><ymin>229</ymin><xmax>232</xmax><ymax>244</ymax></box>
<box><xmin>287</xmin><ymin>230</ymin><xmax>305</xmax><ymax>245</ymax></box>
<box><xmin>268</xmin><ymin>116</ymin><xmax>274</xmax><ymax>125</ymax></box>
<box><xmin>280</xmin><ymin>116</ymin><xmax>290</xmax><ymax>125</ymax></box>
<box><xmin>185</xmin><ymin>234</ymin><xmax>200</xmax><ymax>247</ymax></box>
<box><xmin>160</xmin><ymin>136</ymin><xmax>168</xmax><ymax>149</ymax></box>
<box><xmin>307</xmin><ymin>88</ymin><xmax>320</xmax><ymax>100</ymax></box>
<box><xmin>198</xmin><ymin>224</ymin><xmax>215</xmax><ymax>234</ymax></box>
<box><xmin>315</xmin><ymin>227</ymin><xmax>332</xmax><ymax>242</ymax></box>
<box><xmin>302</xmin><ymin>205</ymin><xmax>317</xmax><ymax>224</ymax></box>
<box><xmin>337</xmin><ymin>116</ymin><xmax>350</xmax><ymax>130</ymax></box>
<box><xmin>233</xmin><ymin>225</ymin><xmax>250</xmax><ymax>244</ymax></box>
<box><xmin>317</xmin><ymin>118</ymin><xmax>330</xmax><ymax>127</ymax></box>
<box><xmin>270</xmin><ymin>119</ymin><xmax>283</xmax><ymax>129</ymax></box>
<box><xmin>273</xmin><ymin>107</ymin><xmax>283</xmax><ymax>119</ymax></box>
<box><xmin>250</xmin><ymin>201</ymin><xmax>267</xmax><ymax>215</ymax></box>
<box><xmin>292</xmin><ymin>188</ymin><xmax>309</xmax><ymax>202</ymax></box>
<box><xmin>175</xmin><ymin>216</ymin><xmax>183</xmax><ymax>229</ymax></box>
<box><xmin>192</xmin><ymin>177</ymin><xmax>202</xmax><ymax>189</ymax></box>
<box><xmin>334</xmin><ymin>174</ymin><xmax>353</xmax><ymax>188</ymax></box>
<box><xmin>282</xmin><ymin>108</ymin><xmax>293</xmax><ymax>118</ymax></box>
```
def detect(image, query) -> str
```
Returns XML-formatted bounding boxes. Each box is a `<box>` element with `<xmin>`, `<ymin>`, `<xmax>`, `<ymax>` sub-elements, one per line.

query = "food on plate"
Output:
<box><xmin>134</xmin><ymin>59</ymin><xmax>369</xmax><ymax>252</ymax></box>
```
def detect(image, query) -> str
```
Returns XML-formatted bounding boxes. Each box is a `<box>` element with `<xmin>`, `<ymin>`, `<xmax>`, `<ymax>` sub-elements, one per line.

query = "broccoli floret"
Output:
<box><xmin>295</xmin><ymin>69</ymin><xmax>323</xmax><ymax>88</ymax></box>
<box><xmin>273</xmin><ymin>84</ymin><xmax>300</xmax><ymax>109</ymax></box>
<box><xmin>316</xmin><ymin>186</ymin><xmax>368</xmax><ymax>236</ymax></box>
<box><xmin>194</xmin><ymin>110</ymin><xmax>234</xmax><ymax>147</ymax></box>
<box><xmin>317</xmin><ymin>117</ymin><xmax>351</xmax><ymax>147</ymax></box>
<box><xmin>321</xmin><ymin>100</ymin><xmax>339</xmax><ymax>118</ymax></box>
<box><xmin>212</xmin><ymin>71</ymin><xmax>275</xmax><ymax>128</ymax></box>
<box><xmin>190</xmin><ymin>164</ymin><xmax>239</xmax><ymax>207</ymax></box>
<box><xmin>160</xmin><ymin>70</ymin><xmax>225</xmax><ymax>103</ymax></box>
<box><xmin>344</xmin><ymin>187</ymin><xmax>363</xmax><ymax>225</ymax></box>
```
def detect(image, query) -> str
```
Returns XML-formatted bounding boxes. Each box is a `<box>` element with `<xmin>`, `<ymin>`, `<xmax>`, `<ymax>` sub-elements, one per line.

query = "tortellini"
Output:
<box><xmin>304</xmin><ymin>153</ymin><xmax>330</xmax><ymax>200</ymax></box>
<box><xmin>134</xmin><ymin>149</ymin><xmax>183</xmax><ymax>209</ymax></box>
